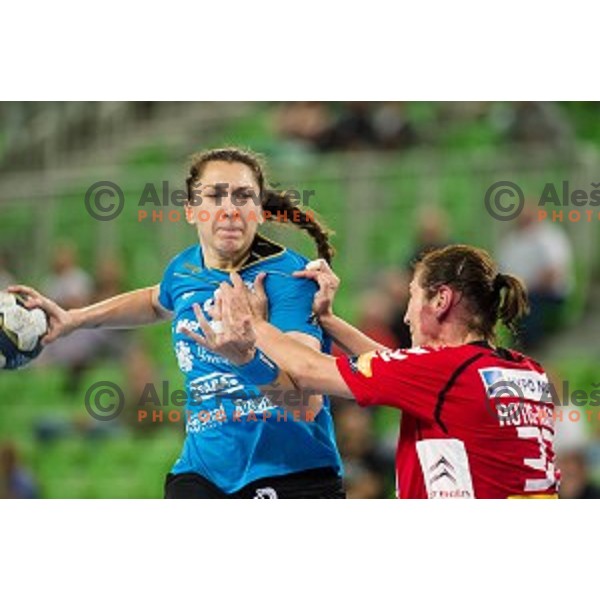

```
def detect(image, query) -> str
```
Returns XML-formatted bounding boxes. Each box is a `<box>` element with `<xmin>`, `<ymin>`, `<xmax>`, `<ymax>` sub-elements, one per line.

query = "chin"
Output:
<box><xmin>217</xmin><ymin>239</ymin><xmax>246</xmax><ymax>256</ymax></box>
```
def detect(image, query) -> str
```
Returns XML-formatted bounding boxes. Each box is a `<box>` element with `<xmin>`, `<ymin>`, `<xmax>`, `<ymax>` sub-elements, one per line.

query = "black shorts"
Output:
<box><xmin>164</xmin><ymin>467</ymin><xmax>345</xmax><ymax>499</ymax></box>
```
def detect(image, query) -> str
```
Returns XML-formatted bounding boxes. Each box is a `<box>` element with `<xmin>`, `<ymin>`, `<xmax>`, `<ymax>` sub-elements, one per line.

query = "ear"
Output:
<box><xmin>433</xmin><ymin>285</ymin><xmax>454</xmax><ymax>321</ymax></box>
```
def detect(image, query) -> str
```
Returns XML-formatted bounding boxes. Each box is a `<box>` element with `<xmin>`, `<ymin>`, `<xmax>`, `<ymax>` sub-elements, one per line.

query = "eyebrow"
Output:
<box><xmin>201</xmin><ymin>184</ymin><xmax>230</xmax><ymax>194</ymax></box>
<box><xmin>202</xmin><ymin>184</ymin><xmax>254</xmax><ymax>191</ymax></box>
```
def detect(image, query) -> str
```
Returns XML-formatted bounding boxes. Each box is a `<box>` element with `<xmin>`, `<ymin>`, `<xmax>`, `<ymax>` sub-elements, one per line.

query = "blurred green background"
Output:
<box><xmin>1</xmin><ymin>102</ymin><xmax>599</xmax><ymax>498</ymax></box>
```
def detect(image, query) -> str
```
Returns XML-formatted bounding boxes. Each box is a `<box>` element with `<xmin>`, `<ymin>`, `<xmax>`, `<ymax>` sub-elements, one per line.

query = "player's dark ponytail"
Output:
<box><xmin>186</xmin><ymin>147</ymin><xmax>335</xmax><ymax>264</ymax></box>
<box><xmin>262</xmin><ymin>189</ymin><xmax>335</xmax><ymax>264</ymax></box>
<box><xmin>417</xmin><ymin>244</ymin><xmax>530</xmax><ymax>343</ymax></box>
<box><xmin>493</xmin><ymin>273</ymin><xmax>529</xmax><ymax>337</ymax></box>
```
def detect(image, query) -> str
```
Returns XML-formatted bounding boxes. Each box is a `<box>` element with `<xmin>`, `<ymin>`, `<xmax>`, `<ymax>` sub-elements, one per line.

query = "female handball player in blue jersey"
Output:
<box><xmin>10</xmin><ymin>148</ymin><xmax>344</xmax><ymax>499</ymax></box>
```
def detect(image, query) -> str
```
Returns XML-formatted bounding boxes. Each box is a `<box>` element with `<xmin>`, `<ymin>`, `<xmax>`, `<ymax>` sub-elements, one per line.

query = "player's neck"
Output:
<box><xmin>201</xmin><ymin>243</ymin><xmax>252</xmax><ymax>272</ymax></box>
<box><xmin>430</xmin><ymin>327</ymin><xmax>487</xmax><ymax>348</ymax></box>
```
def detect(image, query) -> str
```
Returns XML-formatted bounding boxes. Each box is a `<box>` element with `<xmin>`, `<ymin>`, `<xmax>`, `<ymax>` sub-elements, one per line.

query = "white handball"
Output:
<box><xmin>0</xmin><ymin>291</ymin><xmax>48</xmax><ymax>370</ymax></box>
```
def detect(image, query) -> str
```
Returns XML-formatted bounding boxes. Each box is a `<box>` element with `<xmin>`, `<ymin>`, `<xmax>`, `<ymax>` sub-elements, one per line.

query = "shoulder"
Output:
<box><xmin>162</xmin><ymin>244</ymin><xmax>199</xmax><ymax>274</ymax></box>
<box><xmin>432</xmin><ymin>344</ymin><xmax>547</xmax><ymax>376</ymax></box>
<box><xmin>353</xmin><ymin>345</ymin><xmax>487</xmax><ymax>380</ymax></box>
<box><xmin>262</xmin><ymin>249</ymin><xmax>316</xmax><ymax>299</ymax></box>
<box><xmin>377</xmin><ymin>344</ymin><xmax>487</xmax><ymax>364</ymax></box>
<box><xmin>253</xmin><ymin>241</ymin><xmax>310</xmax><ymax>273</ymax></box>
<box><xmin>244</xmin><ymin>238</ymin><xmax>313</xmax><ymax>290</ymax></box>
<box><xmin>172</xmin><ymin>244</ymin><xmax>199</xmax><ymax>265</ymax></box>
<box><xmin>276</xmin><ymin>247</ymin><xmax>311</xmax><ymax>272</ymax></box>
<box><xmin>241</xmin><ymin>234</ymin><xmax>310</xmax><ymax>274</ymax></box>
<box><xmin>499</xmin><ymin>347</ymin><xmax>546</xmax><ymax>375</ymax></box>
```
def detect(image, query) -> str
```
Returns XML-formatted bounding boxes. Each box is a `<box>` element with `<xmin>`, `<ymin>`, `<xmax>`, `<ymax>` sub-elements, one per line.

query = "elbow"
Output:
<box><xmin>150</xmin><ymin>287</ymin><xmax>170</xmax><ymax>320</ymax></box>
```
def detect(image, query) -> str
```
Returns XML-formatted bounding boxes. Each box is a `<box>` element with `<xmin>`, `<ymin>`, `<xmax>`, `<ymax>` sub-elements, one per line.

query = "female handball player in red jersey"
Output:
<box><xmin>9</xmin><ymin>148</ymin><xmax>345</xmax><ymax>499</ymax></box>
<box><xmin>184</xmin><ymin>244</ymin><xmax>559</xmax><ymax>499</ymax></box>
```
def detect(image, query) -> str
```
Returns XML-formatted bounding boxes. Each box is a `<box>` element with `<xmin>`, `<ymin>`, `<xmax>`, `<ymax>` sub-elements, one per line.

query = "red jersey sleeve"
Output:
<box><xmin>336</xmin><ymin>346</ymin><xmax>479</xmax><ymax>422</ymax></box>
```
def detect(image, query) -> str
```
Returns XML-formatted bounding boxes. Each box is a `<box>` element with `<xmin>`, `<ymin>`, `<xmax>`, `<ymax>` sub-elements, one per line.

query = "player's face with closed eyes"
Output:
<box><xmin>186</xmin><ymin>161</ymin><xmax>263</xmax><ymax>259</ymax></box>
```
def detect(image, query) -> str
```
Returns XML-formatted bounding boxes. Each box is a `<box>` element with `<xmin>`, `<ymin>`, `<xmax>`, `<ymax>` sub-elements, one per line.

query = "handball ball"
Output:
<box><xmin>0</xmin><ymin>291</ymin><xmax>48</xmax><ymax>370</ymax></box>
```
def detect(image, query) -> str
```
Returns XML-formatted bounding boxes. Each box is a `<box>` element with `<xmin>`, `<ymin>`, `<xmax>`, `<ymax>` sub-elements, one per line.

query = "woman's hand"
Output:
<box><xmin>7</xmin><ymin>284</ymin><xmax>78</xmax><ymax>345</ymax></box>
<box><xmin>293</xmin><ymin>259</ymin><xmax>340</xmax><ymax>319</ymax></box>
<box><xmin>182</xmin><ymin>273</ymin><xmax>258</xmax><ymax>365</ymax></box>
<box><xmin>207</xmin><ymin>272</ymin><xmax>268</xmax><ymax>326</ymax></box>
<box><xmin>248</xmin><ymin>272</ymin><xmax>269</xmax><ymax>321</ymax></box>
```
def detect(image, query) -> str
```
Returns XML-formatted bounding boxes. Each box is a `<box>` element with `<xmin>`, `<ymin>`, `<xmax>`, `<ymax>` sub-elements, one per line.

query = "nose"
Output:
<box><xmin>219</xmin><ymin>192</ymin><xmax>235</xmax><ymax>212</ymax></box>
<box><xmin>403</xmin><ymin>311</ymin><xmax>410</xmax><ymax>326</ymax></box>
<box><xmin>218</xmin><ymin>193</ymin><xmax>241</xmax><ymax>221</ymax></box>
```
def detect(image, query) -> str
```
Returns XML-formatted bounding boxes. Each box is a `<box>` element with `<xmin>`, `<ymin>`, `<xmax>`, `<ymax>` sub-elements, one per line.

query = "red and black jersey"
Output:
<box><xmin>336</xmin><ymin>342</ymin><xmax>558</xmax><ymax>499</ymax></box>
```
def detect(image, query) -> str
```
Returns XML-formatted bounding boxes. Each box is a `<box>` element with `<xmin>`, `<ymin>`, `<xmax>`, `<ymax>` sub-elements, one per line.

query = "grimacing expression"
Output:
<box><xmin>185</xmin><ymin>161</ymin><xmax>263</xmax><ymax>258</ymax></box>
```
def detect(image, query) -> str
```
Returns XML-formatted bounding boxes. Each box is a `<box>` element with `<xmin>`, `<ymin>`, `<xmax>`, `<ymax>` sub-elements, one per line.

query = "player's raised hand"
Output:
<box><xmin>228</xmin><ymin>272</ymin><xmax>266</xmax><ymax>323</ymax></box>
<box><xmin>293</xmin><ymin>259</ymin><xmax>340</xmax><ymax>318</ymax></box>
<box><xmin>182</xmin><ymin>281</ymin><xmax>257</xmax><ymax>366</ymax></box>
<box><xmin>249</xmin><ymin>272</ymin><xmax>268</xmax><ymax>321</ymax></box>
<box><xmin>7</xmin><ymin>284</ymin><xmax>77</xmax><ymax>345</ymax></box>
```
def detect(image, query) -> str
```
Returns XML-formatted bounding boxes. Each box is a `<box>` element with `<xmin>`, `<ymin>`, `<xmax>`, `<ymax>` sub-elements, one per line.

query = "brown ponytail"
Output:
<box><xmin>186</xmin><ymin>147</ymin><xmax>335</xmax><ymax>264</ymax></box>
<box><xmin>494</xmin><ymin>273</ymin><xmax>529</xmax><ymax>337</ymax></box>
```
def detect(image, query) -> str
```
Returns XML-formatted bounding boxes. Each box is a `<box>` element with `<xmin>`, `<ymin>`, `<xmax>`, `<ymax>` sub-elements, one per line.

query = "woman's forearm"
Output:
<box><xmin>318</xmin><ymin>314</ymin><xmax>390</xmax><ymax>355</ymax></box>
<box><xmin>253</xmin><ymin>321</ymin><xmax>352</xmax><ymax>398</ymax></box>
<box><xmin>71</xmin><ymin>286</ymin><xmax>169</xmax><ymax>330</ymax></box>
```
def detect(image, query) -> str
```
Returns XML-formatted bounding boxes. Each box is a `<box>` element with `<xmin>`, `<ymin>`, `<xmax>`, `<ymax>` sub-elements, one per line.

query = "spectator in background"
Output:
<box><xmin>586</xmin><ymin>410</ymin><xmax>600</xmax><ymax>480</ymax></box>
<box><xmin>355</xmin><ymin>289</ymin><xmax>399</xmax><ymax>350</ymax></box>
<box><xmin>121</xmin><ymin>343</ymin><xmax>174</xmax><ymax>436</ymax></box>
<box><xmin>379</xmin><ymin>268</ymin><xmax>412</xmax><ymax>349</ymax></box>
<box><xmin>272</xmin><ymin>102</ymin><xmax>333</xmax><ymax>150</ymax></box>
<box><xmin>320</xmin><ymin>102</ymin><xmax>378</xmax><ymax>151</ymax></box>
<box><xmin>333</xmin><ymin>404</ymin><xmax>393</xmax><ymax>499</ymax></box>
<box><xmin>497</xmin><ymin>203</ymin><xmax>574</xmax><ymax>348</ymax></box>
<box><xmin>349</xmin><ymin>206</ymin><xmax>453</xmax><ymax>355</ymax></box>
<box><xmin>406</xmin><ymin>204</ymin><xmax>452</xmax><ymax>266</ymax></box>
<box><xmin>328</xmin><ymin>273</ymin><xmax>408</xmax><ymax>358</ymax></box>
<box><xmin>0</xmin><ymin>251</ymin><xmax>16</xmax><ymax>289</ymax></box>
<box><xmin>557</xmin><ymin>448</ymin><xmax>600</xmax><ymax>499</ymax></box>
<box><xmin>0</xmin><ymin>441</ymin><xmax>39</xmax><ymax>499</ymax></box>
<box><xmin>494</xmin><ymin>101</ymin><xmax>575</xmax><ymax>153</ymax></box>
<box><xmin>551</xmin><ymin>379</ymin><xmax>599</xmax><ymax>499</ymax></box>
<box><xmin>93</xmin><ymin>257</ymin><xmax>124</xmax><ymax>301</ymax></box>
<box><xmin>44</xmin><ymin>241</ymin><xmax>93</xmax><ymax>309</ymax></box>
<box><xmin>372</xmin><ymin>102</ymin><xmax>418</xmax><ymax>150</ymax></box>
<box><xmin>40</xmin><ymin>247</ymin><xmax>131</xmax><ymax>392</ymax></box>
<box><xmin>274</xmin><ymin>102</ymin><xmax>419</xmax><ymax>153</ymax></box>
<box><xmin>437</xmin><ymin>101</ymin><xmax>491</xmax><ymax>124</ymax></box>
<box><xmin>359</xmin><ymin>206</ymin><xmax>454</xmax><ymax>352</ymax></box>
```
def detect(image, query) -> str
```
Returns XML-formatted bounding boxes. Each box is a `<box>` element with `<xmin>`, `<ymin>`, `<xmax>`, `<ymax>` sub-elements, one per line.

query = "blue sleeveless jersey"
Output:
<box><xmin>158</xmin><ymin>235</ymin><xmax>343</xmax><ymax>493</ymax></box>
